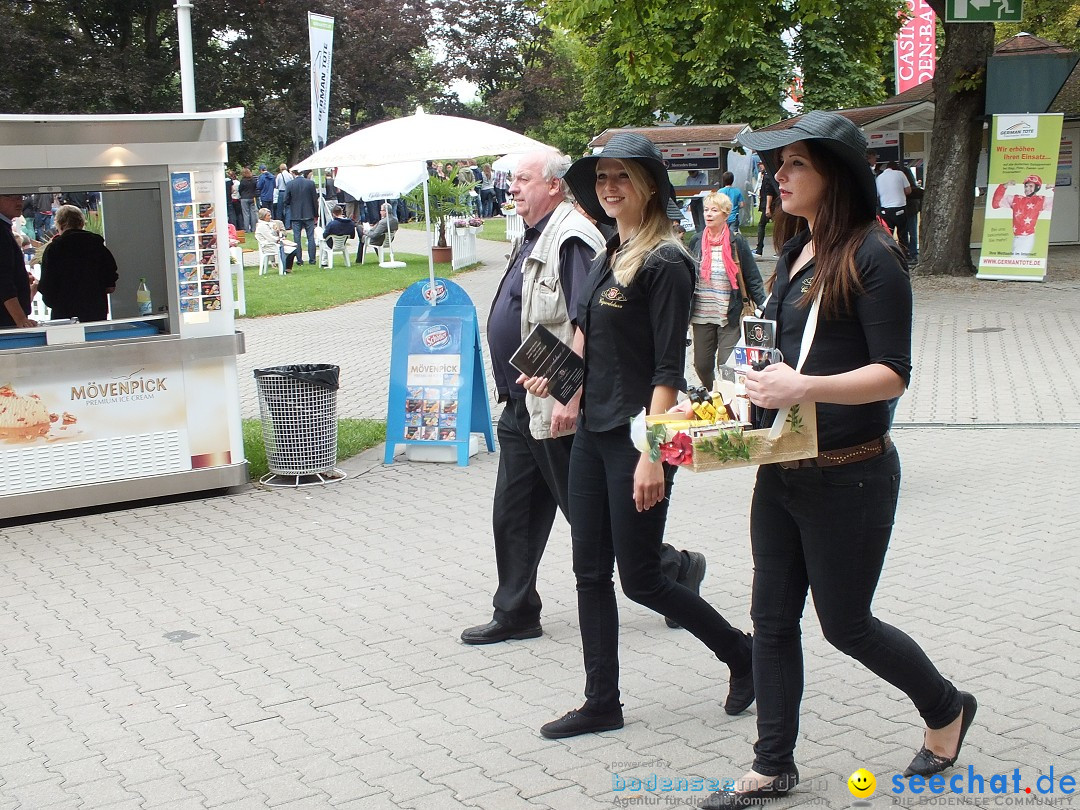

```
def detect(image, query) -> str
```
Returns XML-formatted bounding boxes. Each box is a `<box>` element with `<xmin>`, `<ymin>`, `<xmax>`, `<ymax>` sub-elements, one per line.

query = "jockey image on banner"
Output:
<box><xmin>991</xmin><ymin>174</ymin><xmax>1054</xmax><ymax>256</ymax></box>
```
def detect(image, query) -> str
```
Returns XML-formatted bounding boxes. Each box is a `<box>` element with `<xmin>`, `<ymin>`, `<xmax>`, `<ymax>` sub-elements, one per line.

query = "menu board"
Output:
<box><xmin>170</xmin><ymin>172</ymin><xmax>222</xmax><ymax>313</ymax></box>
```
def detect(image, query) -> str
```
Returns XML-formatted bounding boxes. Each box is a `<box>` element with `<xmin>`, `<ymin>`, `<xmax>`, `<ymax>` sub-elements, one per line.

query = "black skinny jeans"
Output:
<box><xmin>570</xmin><ymin>425</ymin><xmax>751</xmax><ymax>714</ymax></box>
<box><xmin>748</xmin><ymin>448</ymin><xmax>960</xmax><ymax>775</ymax></box>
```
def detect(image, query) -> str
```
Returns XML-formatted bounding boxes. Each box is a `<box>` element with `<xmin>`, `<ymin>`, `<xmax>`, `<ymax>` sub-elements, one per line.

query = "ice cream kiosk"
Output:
<box><xmin>0</xmin><ymin>109</ymin><xmax>248</xmax><ymax>519</ymax></box>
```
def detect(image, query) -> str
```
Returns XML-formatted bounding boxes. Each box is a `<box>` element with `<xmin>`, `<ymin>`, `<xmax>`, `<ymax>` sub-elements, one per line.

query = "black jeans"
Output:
<box><xmin>879</xmin><ymin>207</ymin><xmax>910</xmax><ymax>261</ymax></box>
<box><xmin>748</xmin><ymin>448</ymin><xmax>960</xmax><ymax>775</ymax></box>
<box><xmin>756</xmin><ymin>212</ymin><xmax>771</xmax><ymax>254</ymax></box>
<box><xmin>491</xmin><ymin>400</ymin><xmax>686</xmax><ymax>627</ymax></box>
<box><xmin>570</xmin><ymin>425</ymin><xmax>750</xmax><ymax>713</ymax></box>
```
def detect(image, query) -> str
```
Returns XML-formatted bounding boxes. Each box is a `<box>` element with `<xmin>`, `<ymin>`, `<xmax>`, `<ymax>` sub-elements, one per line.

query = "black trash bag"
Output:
<box><xmin>254</xmin><ymin>364</ymin><xmax>339</xmax><ymax>391</ymax></box>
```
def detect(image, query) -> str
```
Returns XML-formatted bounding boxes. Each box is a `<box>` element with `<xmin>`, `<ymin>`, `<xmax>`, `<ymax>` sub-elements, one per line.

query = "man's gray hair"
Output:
<box><xmin>538</xmin><ymin>149</ymin><xmax>572</xmax><ymax>184</ymax></box>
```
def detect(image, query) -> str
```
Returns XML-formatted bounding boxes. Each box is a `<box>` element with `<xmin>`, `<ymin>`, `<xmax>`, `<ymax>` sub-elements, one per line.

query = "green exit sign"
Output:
<box><xmin>946</xmin><ymin>0</ymin><xmax>1023</xmax><ymax>21</ymax></box>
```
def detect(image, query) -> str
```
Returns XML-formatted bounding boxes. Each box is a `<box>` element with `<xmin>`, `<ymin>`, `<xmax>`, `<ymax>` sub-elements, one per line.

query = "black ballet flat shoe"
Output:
<box><xmin>699</xmin><ymin>769</ymin><xmax>799</xmax><ymax>809</ymax></box>
<box><xmin>903</xmin><ymin>691</ymin><xmax>978</xmax><ymax>777</ymax></box>
<box><xmin>724</xmin><ymin>671</ymin><xmax>755</xmax><ymax>715</ymax></box>
<box><xmin>540</xmin><ymin>706</ymin><xmax>623</xmax><ymax>739</ymax></box>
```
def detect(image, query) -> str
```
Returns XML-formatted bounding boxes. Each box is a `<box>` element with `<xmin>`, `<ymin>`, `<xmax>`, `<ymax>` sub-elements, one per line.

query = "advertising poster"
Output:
<box><xmin>404</xmin><ymin>317</ymin><xmax>462</xmax><ymax>442</ymax></box>
<box><xmin>978</xmin><ymin>114</ymin><xmax>1064</xmax><ymax>281</ymax></box>
<box><xmin>383</xmin><ymin>277</ymin><xmax>494</xmax><ymax>465</ymax></box>
<box><xmin>0</xmin><ymin>364</ymin><xmax>190</xmax><ymax>496</ymax></box>
<box><xmin>171</xmin><ymin>173</ymin><xmax>222</xmax><ymax>312</ymax></box>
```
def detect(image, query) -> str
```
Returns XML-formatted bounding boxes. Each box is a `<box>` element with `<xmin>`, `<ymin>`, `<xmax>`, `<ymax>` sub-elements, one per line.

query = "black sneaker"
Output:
<box><xmin>666</xmin><ymin>551</ymin><xmax>707</xmax><ymax>629</ymax></box>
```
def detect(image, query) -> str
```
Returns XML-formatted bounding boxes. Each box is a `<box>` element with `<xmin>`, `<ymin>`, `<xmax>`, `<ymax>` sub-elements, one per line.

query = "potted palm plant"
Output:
<box><xmin>406</xmin><ymin>168</ymin><xmax>472</xmax><ymax>263</ymax></box>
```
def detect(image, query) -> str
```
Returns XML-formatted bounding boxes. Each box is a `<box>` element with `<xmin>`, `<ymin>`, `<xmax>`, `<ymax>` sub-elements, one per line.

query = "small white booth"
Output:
<box><xmin>0</xmin><ymin>109</ymin><xmax>249</xmax><ymax>519</ymax></box>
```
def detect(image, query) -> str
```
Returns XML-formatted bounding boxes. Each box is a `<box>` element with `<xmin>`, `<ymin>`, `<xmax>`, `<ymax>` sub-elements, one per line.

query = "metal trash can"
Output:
<box><xmin>254</xmin><ymin>364</ymin><xmax>341</xmax><ymax>483</ymax></box>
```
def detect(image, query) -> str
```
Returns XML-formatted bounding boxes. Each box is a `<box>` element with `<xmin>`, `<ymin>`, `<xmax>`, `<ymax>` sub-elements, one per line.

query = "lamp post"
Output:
<box><xmin>175</xmin><ymin>0</ymin><xmax>196</xmax><ymax>113</ymax></box>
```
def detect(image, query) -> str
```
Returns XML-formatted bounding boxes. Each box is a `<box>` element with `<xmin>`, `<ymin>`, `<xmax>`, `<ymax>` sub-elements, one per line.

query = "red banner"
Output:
<box><xmin>894</xmin><ymin>0</ymin><xmax>936</xmax><ymax>95</ymax></box>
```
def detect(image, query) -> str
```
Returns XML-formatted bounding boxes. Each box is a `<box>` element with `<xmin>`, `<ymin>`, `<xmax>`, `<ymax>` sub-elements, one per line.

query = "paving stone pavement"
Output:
<box><xmin>2</xmin><ymin>231</ymin><xmax>1079</xmax><ymax>809</ymax></box>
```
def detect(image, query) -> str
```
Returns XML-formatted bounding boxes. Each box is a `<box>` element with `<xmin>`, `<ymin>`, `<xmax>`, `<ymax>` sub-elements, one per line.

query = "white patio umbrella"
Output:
<box><xmin>491</xmin><ymin>152</ymin><xmax>527</xmax><ymax>175</ymax></box>
<box><xmin>293</xmin><ymin>107</ymin><xmax>551</xmax><ymax>301</ymax></box>
<box><xmin>333</xmin><ymin>162</ymin><xmax>428</xmax><ymax>268</ymax></box>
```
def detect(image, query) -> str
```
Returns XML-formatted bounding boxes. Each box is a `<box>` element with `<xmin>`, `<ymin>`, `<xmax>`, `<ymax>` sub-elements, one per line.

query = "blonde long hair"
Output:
<box><xmin>609</xmin><ymin>159</ymin><xmax>690</xmax><ymax>286</ymax></box>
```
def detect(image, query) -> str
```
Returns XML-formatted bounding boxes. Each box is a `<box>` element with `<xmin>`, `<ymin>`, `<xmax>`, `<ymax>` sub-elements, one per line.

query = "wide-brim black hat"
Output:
<box><xmin>562</xmin><ymin>133</ymin><xmax>683</xmax><ymax>226</ymax></box>
<box><xmin>737</xmin><ymin>110</ymin><xmax>877</xmax><ymax>214</ymax></box>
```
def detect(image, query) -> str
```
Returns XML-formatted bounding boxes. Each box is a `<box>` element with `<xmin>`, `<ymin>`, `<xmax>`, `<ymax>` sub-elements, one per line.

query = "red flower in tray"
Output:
<box><xmin>659</xmin><ymin>432</ymin><xmax>694</xmax><ymax>466</ymax></box>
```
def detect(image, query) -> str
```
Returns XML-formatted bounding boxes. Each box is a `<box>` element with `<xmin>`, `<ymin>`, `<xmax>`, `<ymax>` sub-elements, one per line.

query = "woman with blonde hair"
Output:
<box><xmin>254</xmin><ymin>207</ymin><xmax>297</xmax><ymax>273</ymax></box>
<box><xmin>524</xmin><ymin>133</ymin><xmax>754</xmax><ymax>740</ymax></box>
<box><xmin>38</xmin><ymin>204</ymin><xmax>117</xmax><ymax>322</ymax></box>
<box><xmin>690</xmin><ymin>191</ymin><xmax>767</xmax><ymax>390</ymax></box>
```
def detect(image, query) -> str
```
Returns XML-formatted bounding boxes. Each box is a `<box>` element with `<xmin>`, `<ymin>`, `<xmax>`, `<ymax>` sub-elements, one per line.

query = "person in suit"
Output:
<box><xmin>284</xmin><ymin>170</ymin><xmax>319</xmax><ymax>265</ymax></box>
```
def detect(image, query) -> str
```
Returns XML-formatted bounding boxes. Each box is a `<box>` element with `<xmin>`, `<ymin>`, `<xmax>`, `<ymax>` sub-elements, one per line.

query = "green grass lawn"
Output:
<box><xmin>236</xmin><ymin>249</ymin><xmax>466</xmax><ymax>318</ymax></box>
<box><xmin>243</xmin><ymin>418</ymin><xmax>386</xmax><ymax>480</ymax></box>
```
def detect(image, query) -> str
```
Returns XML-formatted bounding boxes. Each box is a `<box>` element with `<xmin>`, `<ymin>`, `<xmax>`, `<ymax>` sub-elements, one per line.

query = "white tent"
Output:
<box><xmin>293</xmin><ymin>108</ymin><xmax>551</xmax><ymax>298</ymax></box>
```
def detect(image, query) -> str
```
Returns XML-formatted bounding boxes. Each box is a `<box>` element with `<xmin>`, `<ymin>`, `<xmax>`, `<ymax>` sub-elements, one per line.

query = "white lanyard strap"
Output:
<box><xmin>769</xmin><ymin>290</ymin><xmax>822</xmax><ymax>439</ymax></box>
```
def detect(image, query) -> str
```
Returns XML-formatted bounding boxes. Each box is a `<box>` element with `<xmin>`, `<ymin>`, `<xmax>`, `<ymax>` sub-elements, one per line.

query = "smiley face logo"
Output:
<box><xmin>847</xmin><ymin>768</ymin><xmax>876</xmax><ymax>798</ymax></box>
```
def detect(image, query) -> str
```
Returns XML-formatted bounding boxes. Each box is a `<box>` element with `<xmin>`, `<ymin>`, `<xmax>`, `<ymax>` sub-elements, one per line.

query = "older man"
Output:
<box><xmin>1</xmin><ymin>193</ymin><xmax>35</xmax><ymax>329</ymax></box>
<box><xmin>460</xmin><ymin>150</ymin><xmax>706</xmax><ymax>644</ymax></box>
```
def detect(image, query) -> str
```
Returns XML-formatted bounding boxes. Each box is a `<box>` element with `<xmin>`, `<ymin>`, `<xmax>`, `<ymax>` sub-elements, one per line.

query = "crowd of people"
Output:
<box><xmin>460</xmin><ymin>114</ymin><xmax>974</xmax><ymax>810</ymax></box>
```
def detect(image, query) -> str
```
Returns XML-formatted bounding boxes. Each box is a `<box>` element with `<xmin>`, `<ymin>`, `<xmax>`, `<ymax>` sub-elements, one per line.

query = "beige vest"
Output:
<box><xmin>517</xmin><ymin>201</ymin><xmax>605</xmax><ymax>439</ymax></box>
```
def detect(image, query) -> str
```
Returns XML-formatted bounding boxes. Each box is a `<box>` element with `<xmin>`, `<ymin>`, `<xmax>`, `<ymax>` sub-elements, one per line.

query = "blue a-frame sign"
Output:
<box><xmin>384</xmin><ymin>278</ymin><xmax>494</xmax><ymax>466</ymax></box>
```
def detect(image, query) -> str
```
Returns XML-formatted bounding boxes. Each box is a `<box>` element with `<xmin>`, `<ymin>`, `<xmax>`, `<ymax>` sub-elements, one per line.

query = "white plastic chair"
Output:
<box><xmin>320</xmin><ymin>234</ymin><xmax>352</xmax><ymax>269</ymax></box>
<box><xmin>258</xmin><ymin>250</ymin><xmax>283</xmax><ymax>275</ymax></box>
<box><xmin>359</xmin><ymin>237</ymin><xmax>387</xmax><ymax>265</ymax></box>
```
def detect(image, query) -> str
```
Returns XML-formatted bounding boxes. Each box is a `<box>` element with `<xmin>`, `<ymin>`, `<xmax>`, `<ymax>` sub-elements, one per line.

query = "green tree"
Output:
<box><xmin>996</xmin><ymin>0</ymin><xmax>1080</xmax><ymax>48</ymax></box>
<box><xmin>917</xmin><ymin>4</ymin><xmax>995</xmax><ymax>276</ymax></box>
<box><xmin>0</xmin><ymin>0</ymin><xmax>449</xmax><ymax>168</ymax></box>
<box><xmin>543</xmin><ymin>0</ymin><xmax>793</xmax><ymax>128</ymax></box>
<box><xmin>796</xmin><ymin>0</ymin><xmax>906</xmax><ymax>110</ymax></box>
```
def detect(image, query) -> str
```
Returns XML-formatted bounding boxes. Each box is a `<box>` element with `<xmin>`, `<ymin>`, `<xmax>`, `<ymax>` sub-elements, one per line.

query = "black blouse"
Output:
<box><xmin>575</xmin><ymin>238</ymin><xmax>695</xmax><ymax>433</ymax></box>
<box><xmin>757</xmin><ymin>229</ymin><xmax>912</xmax><ymax>450</ymax></box>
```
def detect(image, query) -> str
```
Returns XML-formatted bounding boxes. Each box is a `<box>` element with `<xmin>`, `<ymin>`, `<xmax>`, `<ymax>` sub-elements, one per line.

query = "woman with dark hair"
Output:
<box><xmin>38</xmin><ymin>204</ymin><xmax>117</xmax><ymax>322</ymax></box>
<box><xmin>237</xmin><ymin>167</ymin><xmax>259</xmax><ymax>232</ymax></box>
<box><xmin>523</xmin><ymin>133</ymin><xmax>755</xmax><ymax>741</ymax></box>
<box><xmin>697</xmin><ymin>111</ymin><xmax>976</xmax><ymax>809</ymax></box>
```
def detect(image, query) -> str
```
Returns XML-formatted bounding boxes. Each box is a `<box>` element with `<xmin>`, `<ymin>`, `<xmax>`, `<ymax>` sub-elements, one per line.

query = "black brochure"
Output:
<box><xmin>509</xmin><ymin>324</ymin><xmax>584</xmax><ymax>406</ymax></box>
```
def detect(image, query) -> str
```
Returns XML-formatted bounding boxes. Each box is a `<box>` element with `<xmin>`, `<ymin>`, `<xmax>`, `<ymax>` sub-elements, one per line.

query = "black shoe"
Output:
<box><xmin>699</xmin><ymin>770</ymin><xmax>799</xmax><ymax>809</ymax></box>
<box><xmin>666</xmin><ymin>551</ymin><xmax>707</xmax><ymax>628</ymax></box>
<box><xmin>460</xmin><ymin>620</ymin><xmax>542</xmax><ymax>645</ymax></box>
<box><xmin>903</xmin><ymin>692</ymin><xmax>978</xmax><ymax>777</ymax></box>
<box><xmin>724</xmin><ymin>633</ymin><xmax>755</xmax><ymax>714</ymax></box>
<box><xmin>540</xmin><ymin>707</ymin><xmax>624</xmax><ymax>739</ymax></box>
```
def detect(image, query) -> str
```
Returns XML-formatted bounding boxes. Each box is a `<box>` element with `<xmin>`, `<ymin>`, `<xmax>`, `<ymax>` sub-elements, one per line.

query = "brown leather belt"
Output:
<box><xmin>778</xmin><ymin>434</ymin><xmax>893</xmax><ymax>469</ymax></box>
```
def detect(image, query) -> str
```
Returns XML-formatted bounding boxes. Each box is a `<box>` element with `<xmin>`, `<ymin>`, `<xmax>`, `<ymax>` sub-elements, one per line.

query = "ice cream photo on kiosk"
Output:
<box><xmin>977</xmin><ymin>112</ymin><xmax>1064</xmax><ymax>281</ymax></box>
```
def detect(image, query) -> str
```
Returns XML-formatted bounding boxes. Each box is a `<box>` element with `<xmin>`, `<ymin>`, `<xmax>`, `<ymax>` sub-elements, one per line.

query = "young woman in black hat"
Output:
<box><xmin>698</xmin><ymin>111</ymin><xmax>977</xmax><ymax>808</ymax></box>
<box><xmin>522</xmin><ymin>133</ymin><xmax>754</xmax><ymax>740</ymax></box>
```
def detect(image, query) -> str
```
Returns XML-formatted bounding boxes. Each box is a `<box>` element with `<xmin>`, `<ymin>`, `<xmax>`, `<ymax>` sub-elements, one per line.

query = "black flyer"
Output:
<box><xmin>509</xmin><ymin>324</ymin><xmax>584</xmax><ymax>406</ymax></box>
